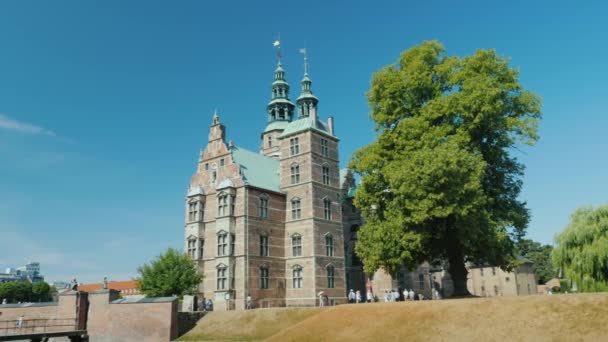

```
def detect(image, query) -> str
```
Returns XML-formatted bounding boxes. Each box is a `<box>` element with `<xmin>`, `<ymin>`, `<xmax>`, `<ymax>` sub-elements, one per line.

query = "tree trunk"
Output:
<box><xmin>447</xmin><ymin>245</ymin><xmax>471</xmax><ymax>297</ymax></box>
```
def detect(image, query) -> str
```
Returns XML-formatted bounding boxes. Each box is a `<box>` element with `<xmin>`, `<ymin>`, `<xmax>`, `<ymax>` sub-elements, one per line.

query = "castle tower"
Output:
<box><xmin>261</xmin><ymin>59</ymin><xmax>295</xmax><ymax>159</ymax></box>
<box><xmin>277</xmin><ymin>51</ymin><xmax>345</xmax><ymax>306</ymax></box>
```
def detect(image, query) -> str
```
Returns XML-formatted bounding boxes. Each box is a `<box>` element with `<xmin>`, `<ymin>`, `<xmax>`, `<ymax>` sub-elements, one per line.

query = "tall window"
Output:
<box><xmin>290</xmin><ymin>164</ymin><xmax>300</xmax><ymax>184</ymax></box>
<box><xmin>325</xmin><ymin>234</ymin><xmax>334</xmax><ymax>256</ymax></box>
<box><xmin>322</xmin><ymin>165</ymin><xmax>330</xmax><ymax>185</ymax></box>
<box><xmin>230</xmin><ymin>233</ymin><xmax>235</xmax><ymax>256</ymax></box>
<box><xmin>418</xmin><ymin>273</ymin><xmax>425</xmax><ymax>288</ymax></box>
<box><xmin>217</xmin><ymin>233</ymin><xmax>228</xmax><ymax>256</ymax></box>
<box><xmin>218</xmin><ymin>194</ymin><xmax>228</xmax><ymax>216</ymax></box>
<box><xmin>291</xmin><ymin>199</ymin><xmax>301</xmax><ymax>219</ymax></box>
<box><xmin>268</xmin><ymin>136</ymin><xmax>272</xmax><ymax>147</ymax></box>
<box><xmin>292</xmin><ymin>234</ymin><xmax>302</xmax><ymax>256</ymax></box>
<box><xmin>198</xmin><ymin>239</ymin><xmax>204</xmax><ymax>260</ymax></box>
<box><xmin>188</xmin><ymin>202</ymin><xmax>198</xmax><ymax>222</ymax></box>
<box><xmin>230</xmin><ymin>195</ymin><xmax>235</xmax><ymax>216</ymax></box>
<box><xmin>217</xmin><ymin>266</ymin><xmax>227</xmax><ymax>290</ymax></box>
<box><xmin>320</xmin><ymin>138</ymin><xmax>328</xmax><ymax>156</ymax></box>
<box><xmin>205</xmin><ymin>163</ymin><xmax>209</xmax><ymax>171</ymax></box>
<box><xmin>260</xmin><ymin>234</ymin><xmax>269</xmax><ymax>256</ymax></box>
<box><xmin>326</xmin><ymin>265</ymin><xmax>335</xmax><ymax>288</ymax></box>
<box><xmin>260</xmin><ymin>266</ymin><xmax>269</xmax><ymax>289</ymax></box>
<box><xmin>290</xmin><ymin>137</ymin><xmax>300</xmax><ymax>155</ymax></box>
<box><xmin>212</xmin><ymin>171</ymin><xmax>217</xmax><ymax>183</ymax></box>
<box><xmin>187</xmin><ymin>238</ymin><xmax>197</xmax><ymax>259</ymax></box>
<box><xmin>292</xmin><ymin>266</ymin><xmax>303</xmax><ymax>288</ymax></box>
<box><xmin>220</xmin><ymin>158</ymin><xmax>225</xmax><ymax>167</ymax></box>
<box><xmin>323</xmin><ymin>198</ymin><xmax>332</xmax><ymax>220</ymax></box>
<box><xmin>259</xmin><ymin>196</ymin><xmax>269</xmax><ymax>218</ymax></box>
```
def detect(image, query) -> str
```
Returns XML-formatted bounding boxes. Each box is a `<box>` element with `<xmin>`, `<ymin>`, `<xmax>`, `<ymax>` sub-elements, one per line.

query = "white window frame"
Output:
<box><xmin>292</xmin><ymin>265</ymin><xmax>303</xmax><ymax>289</ymax></box>
<box><xmin>292</xmin><ymin>234</ymin><xmax>302</xmax><ymax>257</ymax></box>
<box><xmin>323</xmin><ymin>198</ymin><xmax>332</xmax><ymax>220</ymax></box>
<box><xmin>291</xmin><ymin>198</ymin><xmax>301</xmax><ymax>219</ymax></box>
<box><xmin>290</xmin><ymin>164</ymin><xmax>300</xmax><ymax>184</ymax></box>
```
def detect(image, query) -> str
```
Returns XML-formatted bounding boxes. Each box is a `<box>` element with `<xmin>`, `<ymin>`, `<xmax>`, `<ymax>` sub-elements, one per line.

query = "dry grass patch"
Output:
<box><xmin>178</xmin><ymin>293</ymin><xmax>608</xmax><ymax>341</ymax></box>
<box><xmin>178</xmin><ymin>307</ymin><xmax>321</xmax><ymax>341</ymax></box>
<box><xmin>268</xmin><ymin>293</ymin><xmax>608</xmax><ymax>342</ymax></box>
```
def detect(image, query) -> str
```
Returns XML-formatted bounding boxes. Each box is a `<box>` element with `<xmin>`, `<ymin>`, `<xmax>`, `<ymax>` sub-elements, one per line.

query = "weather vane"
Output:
<box><xmin>273</xmin><ymin>34</ymin><xmax>282</xmax><ymax>64</ymax></box>
<box><xmin>299</xmin><ymin>48</ymin><xmax>308</xmax><ymax>75</ymax></box>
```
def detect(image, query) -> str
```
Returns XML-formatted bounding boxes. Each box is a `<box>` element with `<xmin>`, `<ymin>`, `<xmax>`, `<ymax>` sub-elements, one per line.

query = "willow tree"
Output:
<box><xmin>350</xmin><ymin>40</ymin><xmax>541</xmax><ymax>295</ymax></box>
<box><xmin>552</xmin><ymin>205</ymin><xmax>608</xmax><ymax>292</ymax></box>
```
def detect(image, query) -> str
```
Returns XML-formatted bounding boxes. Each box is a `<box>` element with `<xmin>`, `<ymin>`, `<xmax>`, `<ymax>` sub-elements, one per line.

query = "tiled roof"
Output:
<box><xmin>78</xmin><ymin>280</ymin><xmax>139</xmax><ymax>293</ymax></box>
<box><xmin>231</xmin><ymin>146</ymin><xmax>281</xmax><ymax>192</ymax></box>
<box><xmin>279</xmin><ymin>117</ymin><xmax>333</xmax><ymax>138</ymax></box>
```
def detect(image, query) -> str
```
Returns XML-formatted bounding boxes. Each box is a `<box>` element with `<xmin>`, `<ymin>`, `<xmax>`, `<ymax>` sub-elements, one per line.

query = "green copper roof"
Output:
<box><xmin>231</xmin><ymin>146</ymin><xmax>280</xmax><ymax>192</ymax></box>
<box><xmin>279</xmin><ymin>117</ymin><xmax>333</xmax><ymax>138</ymax></box>
<box><xmin>263</xmin><ymin>120</ymin><xmax>290</xmax><ymax>133</ymax></box>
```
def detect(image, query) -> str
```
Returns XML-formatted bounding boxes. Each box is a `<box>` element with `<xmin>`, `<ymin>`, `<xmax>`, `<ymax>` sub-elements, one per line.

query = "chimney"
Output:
<box><xmin>327</xmin><ymin>116</ymin><xmax>334</xmax><ymax>135</ymax></box>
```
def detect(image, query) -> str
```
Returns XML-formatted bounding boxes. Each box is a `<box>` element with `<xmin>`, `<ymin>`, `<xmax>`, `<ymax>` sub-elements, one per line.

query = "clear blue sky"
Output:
<box><xmin>0</xmin><ymin>0</ymin><xmax>606</xmax><ymax>283</ymax></box>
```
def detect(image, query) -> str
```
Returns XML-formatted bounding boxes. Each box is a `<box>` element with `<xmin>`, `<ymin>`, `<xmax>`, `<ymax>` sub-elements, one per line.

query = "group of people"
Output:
<box><xmin>347</xmin><ymin>289</ymin><xmax>375</xmax><ymax>303</ymax></box>
<box><xmin>383</xmin><ymin>288</ymin><xmax>422</xmax><ymax>302</ymax></box>
<box><xmin>198</xmin><ymin>297</ymin><xmax>214</xmax><ymax>311</ymax></box>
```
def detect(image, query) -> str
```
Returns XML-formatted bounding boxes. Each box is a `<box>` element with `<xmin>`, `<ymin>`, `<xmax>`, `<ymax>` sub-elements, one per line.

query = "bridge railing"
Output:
<box><xmin>0</xmin><ymin>318</ymin><xmax>77</xmax><ymax>336</ymax></box>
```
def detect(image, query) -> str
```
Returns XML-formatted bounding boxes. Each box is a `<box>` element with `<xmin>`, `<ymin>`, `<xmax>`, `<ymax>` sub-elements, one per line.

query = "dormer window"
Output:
<box><xmin>268</xmin><ymin>136</ymin><xmax>272</xmax><ymax>148</ymax></box>
<box><xmin>220</xmin><ymin>158</ymin><xmax>225</xmax><ymax>167</ymax></box>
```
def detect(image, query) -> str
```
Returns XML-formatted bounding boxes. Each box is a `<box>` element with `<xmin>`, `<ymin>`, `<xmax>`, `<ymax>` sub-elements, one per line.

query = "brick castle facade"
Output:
<box><xmin>184</xmin><ymin>57</ymin><xmax>366</xmax><ymax>310</ymax></box>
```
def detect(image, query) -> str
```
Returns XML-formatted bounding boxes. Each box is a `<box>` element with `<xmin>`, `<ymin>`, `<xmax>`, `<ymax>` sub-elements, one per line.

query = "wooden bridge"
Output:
<box><xmin>0</xmin><ymin>318</ymin><xmax>87</xmax><ymax>341</ymax></box>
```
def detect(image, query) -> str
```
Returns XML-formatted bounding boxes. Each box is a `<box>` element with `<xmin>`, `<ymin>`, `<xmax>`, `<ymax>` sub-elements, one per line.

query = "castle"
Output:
<box><xmin>184</xmin><ymin>54</ymin><xmax>366</xmax><ymax>310</ymax></box>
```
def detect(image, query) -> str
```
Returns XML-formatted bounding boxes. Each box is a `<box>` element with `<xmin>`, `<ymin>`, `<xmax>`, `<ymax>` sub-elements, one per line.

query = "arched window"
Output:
<box><xmin>290</xmin><ymin>163</ymin><xmax>300</xmax><ymax>184</ymax></box>
<box><xmin>326</xmin><ymin>264</ymin><xmax>335</xmax><ymax>288</ymax></box>
<box><xmin>325</xmin><ymin>234</ymin><xmax>334</xmax><ymax>257</ymax></box>
<box><xmin>259</xmin><ymin>194</ymin><xmax>269</xmax><ymax>218</ymax></box>
<box><xmin>260</xmin><ymin>265</ymin><xmax>269</xmax><ymax>289</ymax></box>
<box><xmin>323</xmin><ymin>198</ymin><xmax>332</xmax><ymax>220</ymax></box>
<box><xmin>291</xmin><ymin>198</ymin><xmax>301</xmax><ymax>219</ymax></box>
<box><xmin>292</xmin><ymin>234</ymin><xmax>302</xmax><ymax>256</ymax></box>
<box><xmin>292</xmin><ymin>265</ymin><xmax>303</xmax><ymax>288</ymax></box>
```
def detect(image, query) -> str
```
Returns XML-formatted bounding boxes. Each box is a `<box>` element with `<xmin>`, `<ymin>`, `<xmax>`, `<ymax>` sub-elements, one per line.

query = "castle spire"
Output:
<box><xmin>296</xmin><ymin>48</ymin><xmax>319</xmax><ymax>119</ymax></box>
<box><xmin>267</xmin><ymin>39</ymin><xmax>295</xmax><ymax>123</ymax></box>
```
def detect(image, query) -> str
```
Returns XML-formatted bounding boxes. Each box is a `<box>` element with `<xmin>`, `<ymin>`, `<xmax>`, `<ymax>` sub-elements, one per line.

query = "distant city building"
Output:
<box><xmin>0</xmin><ymin>262</ymin><xmax>44</xmax><ymax>283</ymax></box>
<box><xmin>78</xmin><ymin>280</ymin><xmax>142</xmax><ymax>297</ymax></box>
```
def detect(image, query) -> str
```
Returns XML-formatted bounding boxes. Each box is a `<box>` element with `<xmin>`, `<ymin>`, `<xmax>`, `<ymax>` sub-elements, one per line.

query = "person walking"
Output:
<box><xmin>383</xmin><ymin>291</ymin><xmax>389</xmax><ymax>303</ymax></box>
<box><xmin>403</xmin><ymin>288</ymin><xmax>409</xmax><ymax>301</ymax></box>
<box><xmin>392</xmin><ymin>289</ymin><xmax>399</xmax><ymax>302</ymax></box>
<box><xmin>318</xmin><ymin>292</ymin><xmax>325</xmax><ymax>307</ymax></box>
<box><xmin>355</xmin><ymin>290</ymin><xmax>362</xmax><ymax>304</ymax></box>
<box><xmin>409</xmin><ymin>289</ymin><xmax>415</xmax><ymax>301</ymax></box>
<box><xmin>348</xmin><ymin>289</ymin><xmax>356</xmax><ymax>304</ymax></box>
<box><xmin>366</xmin><ymin>290</ymin><xmax>372</xmax><ymax>303</ymax></box>
<box><xmin>246</xmin><ymin>294</ymin><xmax>252</xmax><ymax>310</ymax></box>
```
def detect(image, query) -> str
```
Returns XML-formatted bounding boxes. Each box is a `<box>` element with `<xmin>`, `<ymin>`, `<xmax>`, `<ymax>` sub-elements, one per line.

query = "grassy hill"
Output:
<box><xmin>179</xmin><ymin>293</ymin><xmax>608</xmax><ymax>341</ymax></box>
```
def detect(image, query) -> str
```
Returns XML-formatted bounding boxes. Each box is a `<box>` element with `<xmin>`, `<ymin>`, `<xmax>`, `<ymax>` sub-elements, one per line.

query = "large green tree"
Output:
<box><xmin>350</xmin><ymin>40</ymin><xmax>541</xmax><ymax>295</ymax></box>
<box><xmin>137</xmin><ymin>247</ymin><xmax>203</xmax><ymax>298</ymax></box>
<box><xmin>552</xmin><ymin>205</ymin><xmax>608</xmax><ymax>292</ymax></box>
<box><xmin>516</xmin><ymin>239</ymin><xmax>555</xmax><ymax>284</ymax></box>
<box><xmin>32</xmin><ymin>281</ymin><xmax>52</xmax><ymax>302</ymax></box>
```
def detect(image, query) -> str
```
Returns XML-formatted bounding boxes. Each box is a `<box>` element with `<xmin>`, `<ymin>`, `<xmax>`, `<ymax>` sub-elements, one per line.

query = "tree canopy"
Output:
<box><xmin>137</xmin><ymin>247</ymin><xmax>203</xmax><ymax>298</ymax></box>
<box><xmin>350</xmin><ymin>40</ymin><xmax>541</xmax><ymax>295</ymax></box>
<box><xmin>0</xmin><ymin>281</ymin><xmax>52</xmax><ymax>303</ymax></box>
<box><xmin>552</xmin><ymin>205</ymin><xmax>608</xmax><ymax>292</ymax></box>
